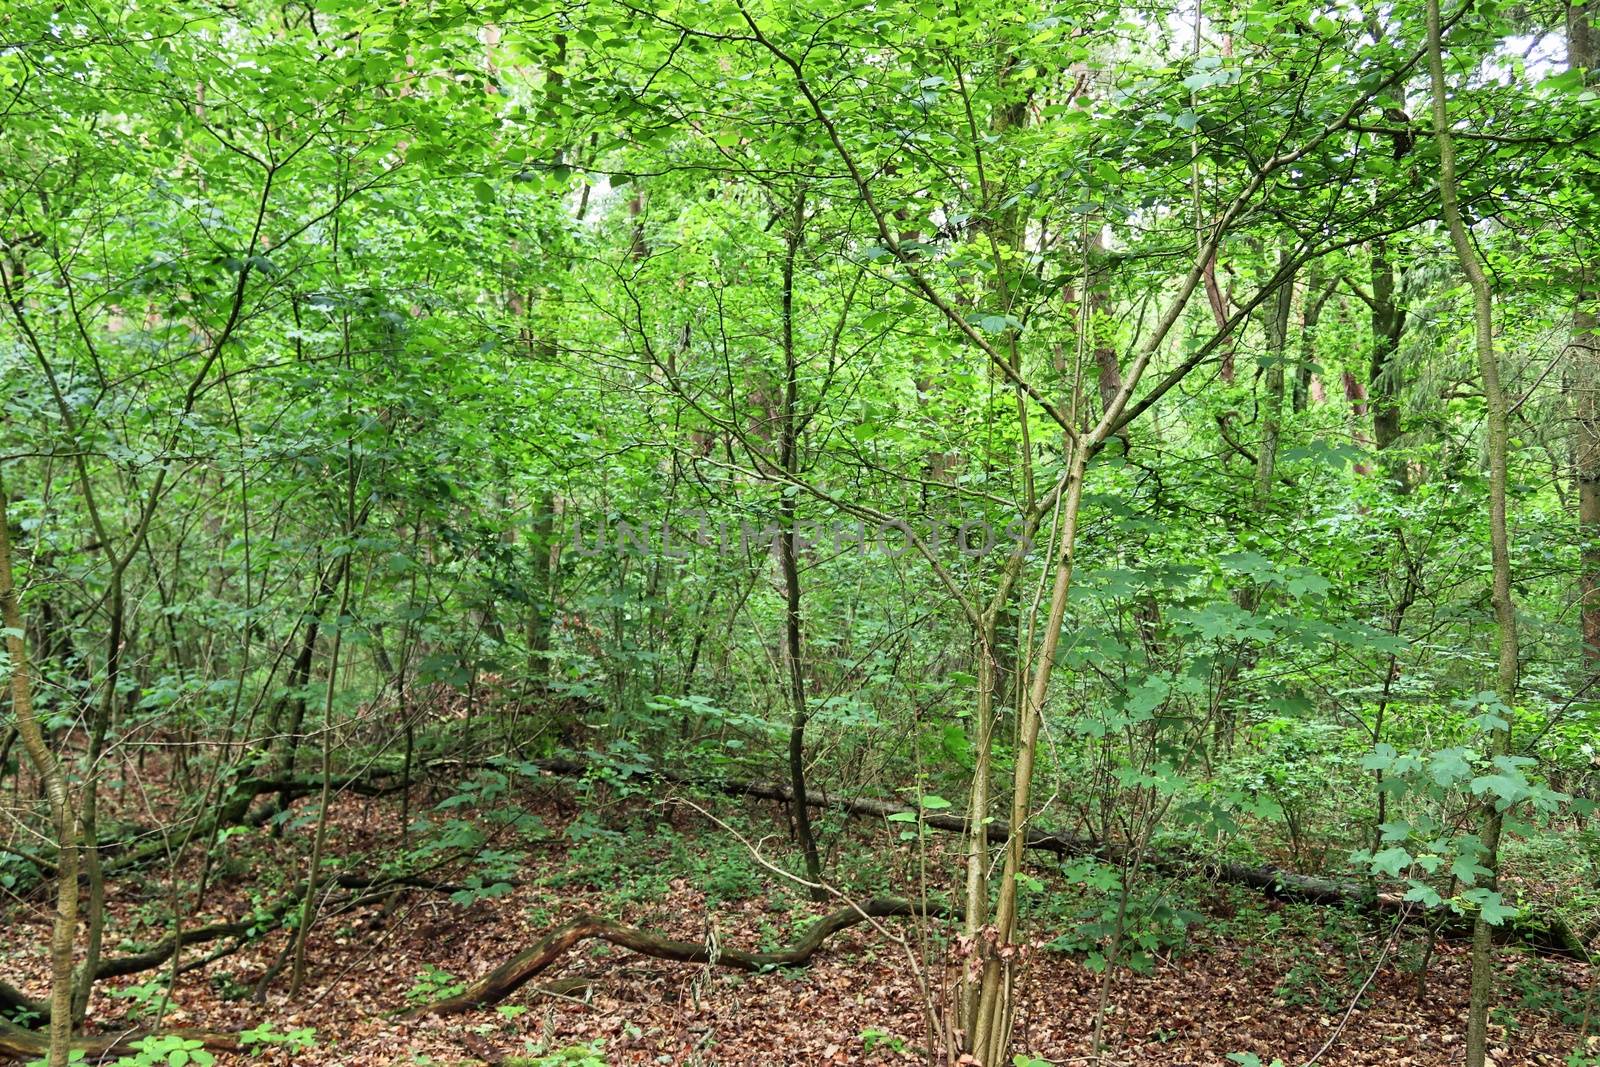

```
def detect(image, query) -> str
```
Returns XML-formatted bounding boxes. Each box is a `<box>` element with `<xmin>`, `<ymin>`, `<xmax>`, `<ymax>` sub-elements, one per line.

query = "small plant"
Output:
<box><xmin>4</xmin><ymin>1006</ymin><xmax>42</xmax><ymax>1029</ymax></box>
<box><xmin>25</xmin><ymin>1052</ymin><xmax>85</xmax><ymax>1067</ymax></box>
<box><xmin>545</xmin><ymin>830</ymin><xmax>674</xmax><ymax>907</ymax></box>
<box><xmin>1568</xmin><ymin>1037</ymin><xmax>1600</xmax><ymax>1067</ymax></box>
<box><xmin>1038</xmin><ymin>861</ymin><xmax>1200</xmax><ymax>973</ymax></box>
<box><xmin>239</xmin><ymin>1022</ymin><xmax>318</xmax><ymax>1055</ymax></box>
<box><xmin>116</xmin><ymin>1036</ymin><xmax>215</xmax><ymax>1067</ymax></box>
<box><xmin>406</xmin><ymin>965</ymin><xmax>466</xmax><ymax>1006</ymax></box>
<box><xmin>209</xmin><ymin>972</ymin><xmax>250</xmax><ymax>1002</ymax></box>
<box><xmin>689</xmin><ymin>846</ymin><xmax>762</xmax><ymax>904</ymax></box>
<box><xmin>1506</xmin><ymin>959</ymin><xmax>1592</xmax><ymax>1026</ymax></box>
<box><xmin>862</xmin><ymin>1028</ymin><xmax>907</xmax><ymax>1053</ymax></box>
<box><xmin>106</xmin><ymin>979</ymin><xmax>171</xmax><ymax>1022</ymax></box>
<box><xmin>507</xmin><ymin>1040</ymin><xmax>608</xmax><ymax>1066</ymax></box>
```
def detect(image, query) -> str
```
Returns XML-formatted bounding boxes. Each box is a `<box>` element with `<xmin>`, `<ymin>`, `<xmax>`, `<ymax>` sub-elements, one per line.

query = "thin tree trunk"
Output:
<box><xmin>0</xmin><ymin>481</ymin><xmax>79</xmax><ymax>1067</ymax></box>
<box><xmin>1428</xmin><ymin>7</ymin><xmax>1519</xmax><ymax>1064</ymax></box>
<box><xmin>1293</xmin><ymin>272</ymin><xmax>1335</xmax><ymax>414</ymax></box>
<box><xmin>1569</xmin><ymin>1</ymin><xmax>1600</xmax><ymax>665</ymax></box>
<box><xmin>1368</xmin><ymin>240</ymin><xmax>1408</xmax><ymax>463</ymax></box>
<box><xmin>525</xmin><ymin>489</ymin><xmax>556</xmax><ymax>678</ymax></box>
<box><xmin>972</xmin><ymin>445</ymin><xmax>1089</xmax><ymax>1064</ymax></box>
<box><xmin>961</xmin><ymin>622</ymin><xmax>998</xmax><ymax>1027</ymax></box>
<box><xmin>1254</xmin><ymin>252</ymin><xmax>1294</xmax><ymax>506</ymax></box>
<box><xmin>287</xmin><ymin>524</ymin><xmax>354</xmax><ymax>998</ymax></box>
<box><xmin>777</xmin><ymin>186</ymin><xmax>823</xmax><ymax>898</ymax></box>
<box><xmin>71</xmin><ymin>575</ymin><xmax>119</xmax><ymax>1023</ymax></box>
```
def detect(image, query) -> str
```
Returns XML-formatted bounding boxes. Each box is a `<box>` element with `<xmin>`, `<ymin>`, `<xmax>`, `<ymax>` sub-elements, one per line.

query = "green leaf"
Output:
<box><xmin>1450</xmin><ymin>853</ymin><xmax>1491</xmax><ymax>886</ymax></box>
<box><xmin>1403</xmin><ymin>882</ymin><xmax>1443</xmax><ymax>908</ymax></box>
<box><xmin>1370</xmin><ymin>846</ymin><xmax>1411</xmax><ymax>877</ymax></box>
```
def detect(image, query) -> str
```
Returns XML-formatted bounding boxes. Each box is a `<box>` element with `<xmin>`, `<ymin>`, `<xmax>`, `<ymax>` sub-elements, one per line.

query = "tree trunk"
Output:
<box><xmin>71</xmin><ymin>574</ymin><xmax>120</xmax><ymax>1024</ymax></box>
<box><xmin>525</xmin><ymin>489</ymin><xmax>556</xmax><ymax>677</ymax></box>
<box><xmin>1293</xmin><ymin>271</ymin><xmax>1335</xmax><ymax>414</ymax></box>
<box><xmin>0</xmin><ymin>481</ymin><xmax>80</xmax><ymax>1067</ymax></box>
<box><xmin>1428</xmin><ymin>7</ymin><xmax>1520</xmax><ymax>1065</ymax></box>
<box><xmin>1255</xmin><ymin>253</ymin><xmax>1295</xmax><ymax>507</ymax></box>
<box><xmin>777</xmin><ymin>185</ymin><xmax>823</xmax><ymax>898</ymax></box>
<box><xmin>971</xmin><ymin>445</ymin><xmax>1089</xmax><ymax>1064</ymax></box>
<box><xmin>1369</xmin><ymin>240</ymin><xmax>1408</xmax><ymax>463</ymax></box>
<box><xmin>411</xmin><ymin>899</ymin><xmax>955</xmax><ymax>1017</ymax></box>
<box><xmin>271</xmin><ymin>557</ymin><xmax>348</xmax><ymax>817</ymax></box>
<box><xmin>1570</xmin><ymin>2</ymin><xmax>1600</xmax><ymax>665</ymax></box>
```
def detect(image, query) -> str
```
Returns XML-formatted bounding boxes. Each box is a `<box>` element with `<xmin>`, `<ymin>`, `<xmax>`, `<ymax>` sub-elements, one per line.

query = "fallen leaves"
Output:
<box><xmin>4</xmin><ymin>782</ymin><xmax>1594</xmax><ymax>1066</ymax></box>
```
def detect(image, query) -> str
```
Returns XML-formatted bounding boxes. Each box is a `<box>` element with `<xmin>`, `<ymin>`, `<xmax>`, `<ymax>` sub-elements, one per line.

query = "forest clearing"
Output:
<box><xmin>4</xmin><ymin>0</ymin><xmax>1600</xmax><ymax>1064</ymax></box>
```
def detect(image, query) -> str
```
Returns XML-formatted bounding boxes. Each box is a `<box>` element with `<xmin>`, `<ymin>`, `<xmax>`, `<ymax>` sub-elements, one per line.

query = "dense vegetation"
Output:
<box><xmin>3</xmin><ymin>0</ymin><xmax>1600</xmax><ymax>1064</ymax></box>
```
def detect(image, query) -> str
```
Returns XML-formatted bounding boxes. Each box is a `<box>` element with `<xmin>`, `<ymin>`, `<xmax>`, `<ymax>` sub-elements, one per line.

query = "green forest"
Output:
<box><xmin>3</xmin><ymin>0</ymin><xmax>1600</xmax><ymax>1063</ymax></box>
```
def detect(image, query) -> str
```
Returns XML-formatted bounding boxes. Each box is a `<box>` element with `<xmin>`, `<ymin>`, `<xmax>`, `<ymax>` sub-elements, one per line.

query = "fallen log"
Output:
<box><xmin>1</xmin><ymin>868</ymin><xmax>464</xmax><ymax>1029</ymax></box>
<box><xmin>525</xmin><ymin>757</ymin><xmax>1592</xmax><ymax>960</ymax></box>
<box><xmin>0</xmin><ymin>986</ymin><xmax>38</xmax><ymax>1028</ymax></box>
<box><xmin>0</xmin><ymin>1018</ymin><xmax>238</xmax><ymax>1061</ymax></box>
<box><xmin>411</xmin><ymin>897</ymin><xmax>954</xmax><ymax>1016</ymax></box>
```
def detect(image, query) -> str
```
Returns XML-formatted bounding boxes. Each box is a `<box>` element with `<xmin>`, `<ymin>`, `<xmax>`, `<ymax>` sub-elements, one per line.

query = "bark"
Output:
<box><xmin>1570</xmin><ymin>2</ymin><xmax>1600</xmax><ymax>665</ymax></box>
<box><xmin>1427</xmin><ymin>6</ymin><xmax>1521</xmax><ymax>1065</ymax></box>
<box><xmin>1090</xmin><ymin>250</ymin><xmax>1122</xmax><ymax>418</ymax></box>
<box><xmin>524</xmin><ymin>489</ymin><xmax>556</xmax><ymax>675</ymax></box>
<box><xmin>1203</xmin><ymin>257</ymin><xmax>1237</xmax><ymax>383</ymax></box>
<box><xmin>288</xmin><ymin>447</ymin><xmax>358</xmax><ymax>999</ymax></box>
<box><xmin>776</xmin><ymin>185</ymin><xmax>824</xmax><ymax>898</ymax></box>
<box><xmin>1213</xmin><ymin>257</ymin><xmax>1297</xmax><ymax>752</ymax></box>
<box><xmin>1255</xmin><ymin>253</ymin><xmax>1295</xmax><ymax>507</ymax></box>
<box><xmin>1578</xmin><ymin>308</ymin><xmax>1600</xmax><ymax>662</ymax></box>
<box><xmin>974</xmin><ymin>447</ymin><xmax>1088</xmax><ymax>1064</ymax></box>
<box><xmin>1293</xmin><ymin>272</ymin><xmax>1336</xmax><ymax>414</ymax></box>
<box><xmin>71</xmin><ymin>577</ymin><xmax>119</xmax><ymax>1025</ymax></box>
<box><xmin>1368</xmin><ymin>240</ymin><xmax>1408</xmax><ymax>460</ymax></box>
<box><xmin>0</xmin><ymin>483</ymin><xmax>79</xmax><ymax>1067</ymax></box>
<box><xmin>269</xmin><ymin>558</ymin><xmax>346</xmax><ymax>805</ymax></box>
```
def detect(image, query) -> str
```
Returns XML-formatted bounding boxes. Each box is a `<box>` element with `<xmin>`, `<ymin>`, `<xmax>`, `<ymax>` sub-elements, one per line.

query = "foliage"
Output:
<box><xmin>2</xmin><ymin>0</ymin><xmax>1600</xmax><ymax>1061</ymax></box>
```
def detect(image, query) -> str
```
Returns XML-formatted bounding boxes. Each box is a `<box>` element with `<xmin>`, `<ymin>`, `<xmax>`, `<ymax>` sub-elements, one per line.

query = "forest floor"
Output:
<box><xmin>5</xmin><ymin>765</ymin><xmax>1595</xmax><ymax>1067</ymax></box>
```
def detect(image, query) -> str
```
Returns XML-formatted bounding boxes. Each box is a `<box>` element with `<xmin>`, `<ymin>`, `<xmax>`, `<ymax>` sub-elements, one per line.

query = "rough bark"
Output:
<box><xmin>972</xmin><ymin>447</ymin><xmax>1088</xmax><ymax>1063</ymax></box>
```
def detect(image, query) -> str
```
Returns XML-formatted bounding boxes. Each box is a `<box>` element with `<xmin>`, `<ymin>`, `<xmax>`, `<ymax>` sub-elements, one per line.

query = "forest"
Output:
<box><xmin>2</xmin><ymin>0</ymin><xmax>1600</xmax><ymax>1063</ymax></box>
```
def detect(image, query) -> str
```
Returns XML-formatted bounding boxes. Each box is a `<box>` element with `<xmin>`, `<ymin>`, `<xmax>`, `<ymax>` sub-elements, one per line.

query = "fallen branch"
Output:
<box><xmin>2</xmin><ymin>868</ymin><xmax>469</xmax><ymax>1029</ymax></box>
<box><xmin>411</xmin><ymin>897</ymin><xmax>953</xmax><ymax>1016</ymax></box>
<box><xmin>0</xmin><ymin>1018</ymin><xmax>238</xmax><ymax>1061</ymax></box>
